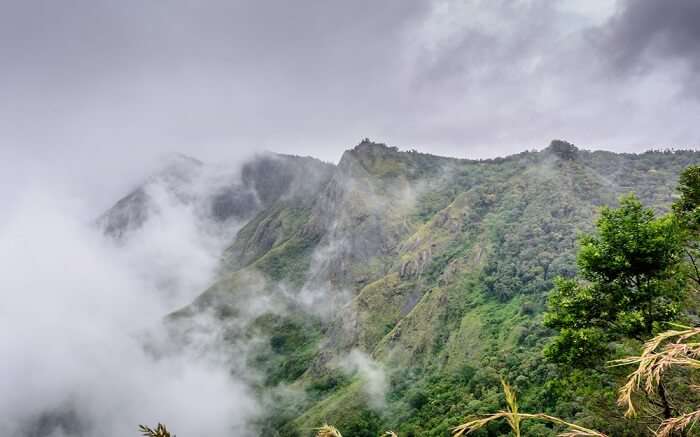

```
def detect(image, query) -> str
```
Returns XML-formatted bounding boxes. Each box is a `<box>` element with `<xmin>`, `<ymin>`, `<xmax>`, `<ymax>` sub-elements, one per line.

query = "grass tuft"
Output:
<box><xmin>452</xmin><ymin>379</ymin><xmax>606</xmax><ymax>437</ymax></box>
<box><xmin>611</xmin><ymin>326</ymin><xmax>700</xmax><ymax>417</ymax></box>
<box><xmin>656</xmin><ymin>410</ymin><xmax>700</xmax><ymax>437</ymax></box>
<box><xmin>611</xmin><ymin>325</ymin><xmax>700</xmax><ymax>436</ymax></box>
<box><xmin>138</xmin><ymin>423</ymin><xmax>174</xmax><ymax>437</ymax></box>
<box><xmin>315</xmin><ymin>424</ymin><xmax>343</xmax><ymax>437</ymax></box>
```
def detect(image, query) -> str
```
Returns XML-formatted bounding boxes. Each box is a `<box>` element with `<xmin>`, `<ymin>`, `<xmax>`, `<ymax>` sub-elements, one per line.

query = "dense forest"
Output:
<box><xmin>108</xmin><ymin>141</ymin><xmax>700</xmax><ymax>436</ymax></box>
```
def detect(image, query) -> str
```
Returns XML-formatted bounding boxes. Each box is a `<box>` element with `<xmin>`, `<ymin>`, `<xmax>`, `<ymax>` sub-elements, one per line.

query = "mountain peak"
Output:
<box><xmin>544</xmin><ymin>139</ymin><xmax>578</xmax><ymax>160</ymax></box>
<box><xmin>336</xmin><ymin>139</ymin><xmax>404</xmax><ymax>178</ymax></box>
<box><xmin>353</xmin><ymin>138</ymin><xmax>398</xmax><ymax>154</ymax></box>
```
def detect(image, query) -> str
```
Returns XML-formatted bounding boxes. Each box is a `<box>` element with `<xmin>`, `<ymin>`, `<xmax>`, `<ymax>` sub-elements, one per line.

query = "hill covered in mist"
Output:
<box><xmin>99</xmin><ymin>140</ymin><xmax>700</xmax><ymax>436</ymax></box>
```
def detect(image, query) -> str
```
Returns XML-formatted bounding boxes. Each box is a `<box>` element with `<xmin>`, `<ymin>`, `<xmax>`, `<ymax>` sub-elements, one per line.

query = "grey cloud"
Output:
<box><xmin>1</xmin><ymin>0</ymin><xmax>699</xmax><ymax>214</ymax></box>
<box><xmin>0</xmin><ymin>1</ymin><xmax>429</xmax><ymax>211</ymax></box>
<box><xmin>413</xmin><ymin>0</ymin><xmax>559</xmax><ymax>86</ymax></box>
<box><xmin>397</xmin><ymin>0</ymin><xmax>699</xmax><ymax>152</ymax></box>
<box><xmin>597</xmin><ymin>0</ymin><xmax>700</xmax><ymax>81</ymax></box>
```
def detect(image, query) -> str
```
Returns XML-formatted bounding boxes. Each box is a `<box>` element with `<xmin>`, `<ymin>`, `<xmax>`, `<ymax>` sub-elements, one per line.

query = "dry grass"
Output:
<box><xmin>139</xmin><ymin>423</ymin><xmax>174</xmax><ymax>437</ymax></box>
<box><xmin>612</xmin><ymin>326</ymin><xmax>700</xmax><ymax>417</ymax></box>
<box><xmin>656</xmin><ymin>410</ymin><xmax>700</xmax><ymax>437</ymax></box>
<box><xmin>452</xmin><ymin>379</ymin><xmax>606</xmax><ymax>437</ymax></box>
<box><xmin>611</xmin><ymin>325</ymin><xmax>700</xmax><ymax>436</ymax></box>
<box><xmin>315</xmin><ymin>424</ymin><xmax>343</xmax><ymax>437</ymax></box>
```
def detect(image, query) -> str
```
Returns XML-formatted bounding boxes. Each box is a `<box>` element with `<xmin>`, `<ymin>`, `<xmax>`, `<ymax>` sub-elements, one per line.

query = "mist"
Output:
<box><xmin>0</xmin><ymin>167</ymin><xmax>259</xmax><ymax>437</ymax></box>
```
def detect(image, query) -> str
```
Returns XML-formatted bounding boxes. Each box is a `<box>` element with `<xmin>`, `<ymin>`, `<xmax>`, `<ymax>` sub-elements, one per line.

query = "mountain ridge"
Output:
<box><xmin>101</xmin><ymin>139</ymin><xmax>700</xmax><ymax>436</ymax></box>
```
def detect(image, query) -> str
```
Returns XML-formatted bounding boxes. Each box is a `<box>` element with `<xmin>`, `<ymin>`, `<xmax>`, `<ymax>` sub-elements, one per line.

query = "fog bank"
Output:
<box><xmin>0</xmin><ymin>174</ymin><xmax>258</xmax><ymax>437</ymax></box>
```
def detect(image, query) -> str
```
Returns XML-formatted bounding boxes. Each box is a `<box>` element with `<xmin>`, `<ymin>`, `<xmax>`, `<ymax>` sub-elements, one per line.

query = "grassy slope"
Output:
<box><xmin>287</xmin><ymin>146</ymin><xmax>699</xmax><ymax>436</ymax></box>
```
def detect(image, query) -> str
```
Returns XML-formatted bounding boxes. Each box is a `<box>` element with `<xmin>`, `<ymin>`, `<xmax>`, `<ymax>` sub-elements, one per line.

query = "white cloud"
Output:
<box><xmin>340</xmin><ymin>350</ymin><xmax>389</xmax><ymax>410</ymax></box>
<box><xmin>0</xmin><ymin>184</ymin><xmax>259</xmax><ymax>437</ymax></box>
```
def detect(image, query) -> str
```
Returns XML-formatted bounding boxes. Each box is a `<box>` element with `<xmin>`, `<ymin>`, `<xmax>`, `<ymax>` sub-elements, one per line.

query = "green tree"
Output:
<box><xmin>544</xmin><ymin>194</ymin><xmax>685</xmax><ymax>367</ymax></box>
<box><xmin>672</xmin><ymin>165</ymin><xmax>700</xmax><ymax>227</ymax></box>
<box><xmin>673</xmin><ymin>165</ymin><xmax>700</xmax><ymax>289</ymax></box>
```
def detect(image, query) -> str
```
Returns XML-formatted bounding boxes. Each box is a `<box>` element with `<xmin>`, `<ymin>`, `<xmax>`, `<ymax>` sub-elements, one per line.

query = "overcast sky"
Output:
<box><xmin>2</xmin><ymin>0</ymin><xmax>700</xmax><ymax>210</ymax></box>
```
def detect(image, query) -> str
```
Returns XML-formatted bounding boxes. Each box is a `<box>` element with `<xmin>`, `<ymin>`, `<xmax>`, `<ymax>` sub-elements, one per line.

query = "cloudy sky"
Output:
<box><xmin>2</xmin><ymin>0</ymin><xmax>700</xmax><ymax>209</ymax></box>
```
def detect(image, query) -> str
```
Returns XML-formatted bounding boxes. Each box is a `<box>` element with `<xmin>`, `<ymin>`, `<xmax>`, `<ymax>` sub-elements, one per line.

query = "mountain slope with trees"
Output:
<box><xmin>101</xmin><ymin>140</ymin><xmax>700</xmax><ymax>436</ymax></box>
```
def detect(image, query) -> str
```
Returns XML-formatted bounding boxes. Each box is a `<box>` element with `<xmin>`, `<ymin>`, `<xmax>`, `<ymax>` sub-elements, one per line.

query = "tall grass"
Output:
<box><xmin>612</xmin><ymin>325</ymin><xmax>700</xmax><ymax>436</ymax></box>
<box><xmin>452</xmin><ymin>379</ymin><xmax>606</xmax><ymax>437</ymax></box>
<box><xmin>315</xmin><ymin>424</ymin><xmax>343</xmax><ymax>437</ymax></box>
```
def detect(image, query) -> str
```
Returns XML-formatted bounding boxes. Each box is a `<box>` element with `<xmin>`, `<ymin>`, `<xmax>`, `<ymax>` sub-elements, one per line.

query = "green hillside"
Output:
<box><xmin>171</xmin><ymin>140</ymin><xmax>700</xmax><ymax>436</ymax></box>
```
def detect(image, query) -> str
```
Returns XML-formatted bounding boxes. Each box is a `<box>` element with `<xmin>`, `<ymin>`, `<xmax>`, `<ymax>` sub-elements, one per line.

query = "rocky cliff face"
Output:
<box><xmin>101</xmin><ymin>140</ymin><xmax>700</xmax><ymax>436</ymax></box>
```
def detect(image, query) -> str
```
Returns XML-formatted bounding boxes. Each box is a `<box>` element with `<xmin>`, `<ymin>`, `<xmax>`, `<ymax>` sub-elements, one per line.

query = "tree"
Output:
<box><xmin>673</xmin><ymin>165</ymin><xmax>700</xmax><ymax>290</ymax></box>
<box><xmin>672</xmin><ymin>165</ymin><xmax>700</xmax><ymax>228</ymax></box>
<box><xmin>544</xmin><ymin>194</ymin><xmax>685</xmax><ymax>367</ymax></box>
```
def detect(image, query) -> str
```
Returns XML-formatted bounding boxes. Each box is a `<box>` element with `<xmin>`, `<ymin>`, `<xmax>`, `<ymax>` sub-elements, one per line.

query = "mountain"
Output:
<box><xmin>102</xmin><ymin>140</ymin><xmax>700</xmax><ymax>436</ymax></box>
<box><xmin>97</xmin><ymin>152</ymin><xmax>334</xmax><ymax>240</ymax></box>
<box><xmin>97</xmin><ymin>154</ymin><xmax>205</xmax><ymax>238</ymax></box>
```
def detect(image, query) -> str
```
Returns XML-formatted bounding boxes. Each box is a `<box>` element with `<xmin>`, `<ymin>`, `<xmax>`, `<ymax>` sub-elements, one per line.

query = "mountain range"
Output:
<box><xmin>99</xmin><ymin>140</ymin><xmax>700</xmax><ymax>436</ymax></box>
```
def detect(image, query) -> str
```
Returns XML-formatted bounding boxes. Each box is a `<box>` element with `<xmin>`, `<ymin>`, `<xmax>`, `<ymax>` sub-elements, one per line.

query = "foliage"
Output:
<box><xmin>252</xmin><ymin>233</ymin><xmax>320</xmax><ymax>288</ymax></box>
<box><xmin>544</xmin><ymin>194</ymin><xmax>685</xmax><ymax>366</ymax></box>
<box><xmin>672</xmin><ymin>165</ymin><xmax>700</xmax><ymax>229</ymax></box>
<box><xmin>453</xmin><ymin>379</ymin><xmax>605</xmax><ymax>437</ymax></box>
<box><xmin>673</xmin><ymin>165</ymin><xmax>700</xmax><ymax>296</ymax></box>
<box><xmin>248</xmin><ymin>313</ymin><xmax>323</xmax><ymax>386</ymax></box>
<box><xmin>308</xmin><ymin>378</ymin><xmax>605</xmax><ymax>437</ymax></box>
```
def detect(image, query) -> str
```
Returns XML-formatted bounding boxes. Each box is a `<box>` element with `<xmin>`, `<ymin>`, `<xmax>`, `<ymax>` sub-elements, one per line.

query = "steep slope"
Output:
<box><xmin>104</xmin><ymin>140</ymin><xmax>699</xmax><ymax>436</ymax></box>
<box><xmin>290</xmin><ymin>143</ymin><xmax>699</xmax><ymax>436</ymax></box>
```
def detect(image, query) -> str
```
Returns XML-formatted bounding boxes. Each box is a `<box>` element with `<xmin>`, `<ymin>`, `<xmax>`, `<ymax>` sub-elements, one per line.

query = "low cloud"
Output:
<box><xmin>340</xmin><ymin>350</ymin><xmax>389</xmax><ymax>410</ymax></box>
<box><xmin>0</xmin><ymin>178</ymin><xmax>259</xmax><ymax>436</ymax></box>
